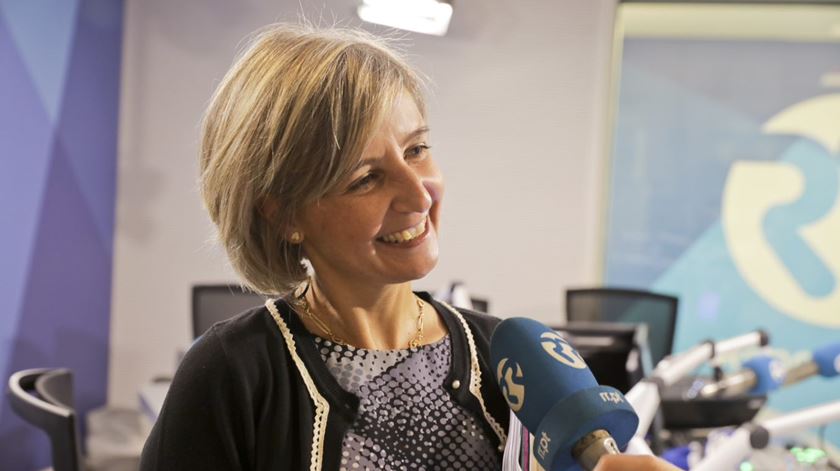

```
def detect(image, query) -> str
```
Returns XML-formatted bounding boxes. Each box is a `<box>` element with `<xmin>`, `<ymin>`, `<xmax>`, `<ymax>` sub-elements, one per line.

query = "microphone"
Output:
<box><xmin>694</xmin><ymin>398</ymin><xmax>840</xmax><ymax>470</ymax></box>
<box><xmin>624</xmin><ymin>330</ymin><xmax>769</xmax><ymax>438</ymax></box>
<box><xmin>490</xmin><ymin>317</ymin><xmax>639</xmax><ymax>471</ymax></box>
<box><xmin>784</xmin><ymin>341</ymin><xmax>840</xmax><ymax>384</ymax></box>
<box><xmin>699</xmin><ymin>342</ymin><xmax>840</xmax><ymax>398</ymax></box>
<box><xmin>698</xmin><ymin>355</ymin><xmax>785</xmax><ymax>397</ymax></box>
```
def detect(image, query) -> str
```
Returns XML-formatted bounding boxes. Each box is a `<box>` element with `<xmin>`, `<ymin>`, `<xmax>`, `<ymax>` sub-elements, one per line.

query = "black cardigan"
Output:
<box><xmin>140</xmin><ymin>293</ymin><xmax>510</xmax><ymax>470</ymax></box>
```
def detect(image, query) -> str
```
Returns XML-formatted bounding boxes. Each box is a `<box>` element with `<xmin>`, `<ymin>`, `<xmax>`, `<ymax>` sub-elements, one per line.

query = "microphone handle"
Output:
<box><xmin>699</xmin><ymin>369</ymin><xmax>757</xmax><ymax>398</ymax></box>
<box><xmin>571</xmin><ymin>429</ymin><xmax>621</xmax><ymax>471</ymax></box>
<box><xmin>782</xmin><ymin>360</ymin><xmax>818</xmax><ymax>386</ymax></box>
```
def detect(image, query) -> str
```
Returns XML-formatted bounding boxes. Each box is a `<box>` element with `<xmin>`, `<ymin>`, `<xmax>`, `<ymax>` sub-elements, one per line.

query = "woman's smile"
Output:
<box><xmin>376</xmin><ymin>216</ymin><xmax>429</xmax><ymax>245</ymax></box>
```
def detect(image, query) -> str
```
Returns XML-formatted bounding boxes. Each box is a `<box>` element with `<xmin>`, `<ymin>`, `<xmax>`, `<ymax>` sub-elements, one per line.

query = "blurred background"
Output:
<box><xmin>1</xmin><ymin>0</ymin><xmax>838</xmax><ymax>469</ymax></box>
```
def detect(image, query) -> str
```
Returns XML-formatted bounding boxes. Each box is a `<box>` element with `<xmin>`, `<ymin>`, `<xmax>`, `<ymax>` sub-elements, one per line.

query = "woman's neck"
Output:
<box><xmin>299</xmin><ymin>275</ymin><xmax>444</xmax><ymax>350</ymax></box>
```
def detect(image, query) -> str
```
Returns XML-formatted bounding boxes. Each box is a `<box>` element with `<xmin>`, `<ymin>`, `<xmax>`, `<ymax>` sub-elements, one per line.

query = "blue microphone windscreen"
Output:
<box><xmin>744</xmin><ymin>356</ymin><xmax>784</xmax><ymax>395</ymax></box>
<box><xmin>813</xmin><ymin>342</ymin><xmax>840</xmax><ymax>378</ymax></box>
<box><xmin>490</xmin><ymin>318</ymin><xmax>639</xmax><ymax>471</ymax></box>
<box><xmin>490</xmin><ymin>317</ymin><xmax>598</xmax><ymax>431</ymax></box>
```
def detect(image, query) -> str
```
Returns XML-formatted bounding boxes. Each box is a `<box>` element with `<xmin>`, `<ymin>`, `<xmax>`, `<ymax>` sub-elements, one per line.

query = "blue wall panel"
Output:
<box><xmin>605</xmin><ymin>36</ymin><xmax>840</xmax><ymax>450</ymax></box>
<box><xmin>0</xmin><ymin>0</ymin><xmax>123</xmax><ymax>467</ymax></box>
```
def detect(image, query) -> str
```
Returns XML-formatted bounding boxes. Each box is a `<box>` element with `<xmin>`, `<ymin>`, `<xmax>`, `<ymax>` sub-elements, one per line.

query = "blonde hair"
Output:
<box><xmin>200</xmin><ymin>24</ymin><xmax>426</xmax><ymax>296</ymax></box>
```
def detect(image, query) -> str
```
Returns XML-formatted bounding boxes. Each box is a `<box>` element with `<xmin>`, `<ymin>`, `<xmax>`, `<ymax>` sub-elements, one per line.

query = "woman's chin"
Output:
<box><xmin>390</xmin><ymin>253</ymin><xmax>439</xmax><ymax>284</ymax></box>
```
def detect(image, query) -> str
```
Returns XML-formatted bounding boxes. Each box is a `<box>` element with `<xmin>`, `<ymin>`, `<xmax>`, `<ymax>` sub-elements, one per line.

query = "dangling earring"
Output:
<box><xmin>289</xmin><ymin>231</ymin><xmax>303</xmax><ymax>244</ymax></box>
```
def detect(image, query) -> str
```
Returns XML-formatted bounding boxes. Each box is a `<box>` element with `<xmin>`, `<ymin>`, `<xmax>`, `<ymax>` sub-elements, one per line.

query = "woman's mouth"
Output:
<box><xmin>377</xmin><ymin>217</ymin><xmax>428</xmax><ymax>244</ymax></box>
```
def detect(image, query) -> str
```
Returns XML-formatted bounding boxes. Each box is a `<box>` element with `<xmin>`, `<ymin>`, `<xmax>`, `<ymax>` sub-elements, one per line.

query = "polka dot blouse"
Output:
<box><xmin>315</xmin><ymin>335</ymin><xmax>501</xmax><ymax>470</ymax></box>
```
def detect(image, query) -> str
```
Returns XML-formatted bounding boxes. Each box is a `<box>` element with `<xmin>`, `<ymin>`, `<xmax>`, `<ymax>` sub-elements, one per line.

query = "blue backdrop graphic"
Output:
<box><xmin>0</xmin><ymin>0</ymin><xmax>123</xmax><ymax>467</ymax></box>
<box><xmin>605</xmin><ymin>38</ymin><xmax>840</xmax><ymax>448</ymax></box>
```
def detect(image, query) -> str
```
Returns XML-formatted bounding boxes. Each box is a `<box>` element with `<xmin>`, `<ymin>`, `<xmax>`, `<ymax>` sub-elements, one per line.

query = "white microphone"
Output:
<box><xmin>699</xmin><ymin>342</ymin><xmax>840</xmax><ymax>398</ymax></box>
<box><xmin>782</xmin><ymin>341</ymin><xmax>840</xmax><ymax>384</ymax></box>
<box><xmin>624</xmin><ymin>330</ymin><xmax>769</xmax><ymax>439</ymax></box>
<box><xmin>697</xmin><ymin>355</ymin><xmax>784</xmax><ymax>398</ymax></box>
<box><xmin>693</xmin><ymin>398</ymin><xmax>840</xmax><ymax>470</ymax></box>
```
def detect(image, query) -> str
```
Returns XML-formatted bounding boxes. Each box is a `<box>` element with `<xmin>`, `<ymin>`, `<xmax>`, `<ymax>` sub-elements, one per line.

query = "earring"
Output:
<box><xmin>289</xmin><ymin>231</ymin><xmax>303</xmax><ymax>244</ymax></box>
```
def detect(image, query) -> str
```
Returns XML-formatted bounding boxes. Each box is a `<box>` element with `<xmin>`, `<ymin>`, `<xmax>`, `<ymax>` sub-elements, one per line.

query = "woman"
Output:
<box><xmin>140</xmin><ymin>24</ymin><xmax>677</xmax><ymax>471</ymax></box>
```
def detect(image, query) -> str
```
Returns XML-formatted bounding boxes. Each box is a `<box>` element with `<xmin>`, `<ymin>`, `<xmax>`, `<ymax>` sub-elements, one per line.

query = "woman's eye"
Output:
<box><xmin>348</xmin><ymin>173</ymin><xmax>379</xmax><ymax>192</ymax></box>
<box><xmin>406</xmin><ymin>144</ymin><xmax>430</xmax><ymax>160</ymax></box>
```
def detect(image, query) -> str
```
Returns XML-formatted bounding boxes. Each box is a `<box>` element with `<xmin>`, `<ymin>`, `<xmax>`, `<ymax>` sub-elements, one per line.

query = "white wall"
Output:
<box><xmin>109</xmin><ymin>0</ymin><xmax>617</xmax><ymax>406</ymax></box>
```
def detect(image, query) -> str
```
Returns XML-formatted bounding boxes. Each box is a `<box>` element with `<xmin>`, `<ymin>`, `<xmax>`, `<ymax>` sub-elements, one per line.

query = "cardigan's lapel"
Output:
<box><xmin>273</xmin><ymin>299</ymin><xmax>359</xmax><ymax>420</ymax></box>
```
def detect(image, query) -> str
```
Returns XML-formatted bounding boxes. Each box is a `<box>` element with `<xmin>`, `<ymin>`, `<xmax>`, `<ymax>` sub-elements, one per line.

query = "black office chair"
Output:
<box><xmin>8</xmin><ymin>368</ymin><xmax>83</xmax><ymax>471</ymax></box>
<box><xmin>566</xmin><ymin>287</ymin><xmax>678</xmax><ymax>368</ymax></box>
<box><xmin>552</xmin><ymin>322</ymin><xmax>653</xmax><ymax>393</ymax></box>
<box><xmin>192</xmin><ymin>284</ymin><xmax>265</xmax><ymax>339</ymax></box>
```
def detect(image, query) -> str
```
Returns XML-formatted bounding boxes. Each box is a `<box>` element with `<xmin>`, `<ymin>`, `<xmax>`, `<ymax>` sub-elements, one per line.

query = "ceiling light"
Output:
<box><xmin>357</xmin><ymin>0</ymin><xmax>453</xmax><ymax>36</ymax></box>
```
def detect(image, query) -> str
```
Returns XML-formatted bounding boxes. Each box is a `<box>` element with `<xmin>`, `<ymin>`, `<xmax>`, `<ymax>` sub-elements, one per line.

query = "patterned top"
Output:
<box><xmin>314</xmin><ymin>335</ymin><xmax>501</xmax><ymax>471</ymax></box>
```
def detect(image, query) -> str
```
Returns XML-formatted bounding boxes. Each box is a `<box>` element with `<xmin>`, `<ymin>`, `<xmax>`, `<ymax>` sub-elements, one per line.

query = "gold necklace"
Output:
<box><xmin>295</xmin><ymin>294</ymin><xmax>425</xmax><ymax>348</ymax></box>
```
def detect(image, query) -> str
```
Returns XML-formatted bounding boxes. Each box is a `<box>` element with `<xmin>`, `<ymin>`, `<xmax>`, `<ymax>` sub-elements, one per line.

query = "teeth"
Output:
<box><xmin>380</xmin><ymin>218</ymin><xmax>427</xmax><ymax>244</ymax></box>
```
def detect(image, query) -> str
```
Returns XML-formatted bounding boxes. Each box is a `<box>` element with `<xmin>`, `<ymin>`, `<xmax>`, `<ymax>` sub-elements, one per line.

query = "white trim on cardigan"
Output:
<box><xmin>266</xmin><ymin>298</ymin><xmax>507</xmax><ymax>469</ymax></box>
<box><xmin>439</xmin><ymin>300</ymin><xmax>508</xmax><ymax>450</ymax></box>
<box><xmin>265</xmin><ymin>300</ymin><xmax>329</xmax><ymax>471</ymax></box>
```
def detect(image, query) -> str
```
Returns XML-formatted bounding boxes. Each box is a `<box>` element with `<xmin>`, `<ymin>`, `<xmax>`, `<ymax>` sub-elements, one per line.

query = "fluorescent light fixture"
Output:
<box><xmin>357</xmin><ymin>0</ymin><xmax>453</xmax><ymax>36</ymax></box>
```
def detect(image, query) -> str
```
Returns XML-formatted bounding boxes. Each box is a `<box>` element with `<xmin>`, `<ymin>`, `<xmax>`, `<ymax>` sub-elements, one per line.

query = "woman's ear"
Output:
<box><xmin>260</xmin><ymin>198</ymin><xmax>304</xmax><ymax>244</ymax></box>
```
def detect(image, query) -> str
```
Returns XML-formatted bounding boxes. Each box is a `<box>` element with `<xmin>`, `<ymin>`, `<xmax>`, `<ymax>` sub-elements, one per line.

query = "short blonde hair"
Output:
<box><xmin>200</xmin><ymin>24</ymin><xmax>427</xmax><ymax>296</ymax></box>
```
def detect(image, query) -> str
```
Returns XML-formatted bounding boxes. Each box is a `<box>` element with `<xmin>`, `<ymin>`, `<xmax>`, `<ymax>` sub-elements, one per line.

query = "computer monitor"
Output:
<box><xmin>566</xmin><ymin>288</ymin><xmax>678</xmax><ymax>368</ymax></box>
<box><xmin>552</xmin><ymin>322</ymin><xmax>652</xmax><ymax>394</ymax></box>
<box><xmin>191</xmin><ymin>284</ymin><xmax>265</xmax><ymax>338</ymax></box>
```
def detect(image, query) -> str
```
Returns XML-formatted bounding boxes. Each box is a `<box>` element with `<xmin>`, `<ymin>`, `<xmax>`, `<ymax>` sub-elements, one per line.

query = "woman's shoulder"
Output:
<box><xmin>206</xmin><ymin>302</ymin><xmax>278</xmax><ymax>341</ymax></box>
<box><xmin>188</xmin><ymin>300</ymin><xmax>293</xmax><ymax>372</ymax></box>
<box><xmin>452</xmin><ymin>306</ymin><xmax>502</xmax><ymax>335</ymax></box>
<box><xmin>143</xmin><ymin>301</ymin><xmax>300</xmax><ymax>470</ymax></box>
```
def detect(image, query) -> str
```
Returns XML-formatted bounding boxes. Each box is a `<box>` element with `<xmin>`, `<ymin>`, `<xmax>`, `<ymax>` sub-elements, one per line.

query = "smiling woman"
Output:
<box><xmin>138</xmin><ymin>23</ymin><xmax>679</xmax><ymax>471</ymax></box>
<box><xmin>294</xmin><ymin>93</ymin><xmax>444</xmax><ymax>308</ymax></box>
<box><xmin>138</xmin><ymin>24</ymin><xmax>509</xmax><ymax>471</ymax></box>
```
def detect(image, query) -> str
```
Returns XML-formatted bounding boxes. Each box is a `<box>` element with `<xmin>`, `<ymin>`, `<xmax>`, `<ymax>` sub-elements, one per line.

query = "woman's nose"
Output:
<box><xmin>392</xmin><ymin>167</ymin><xmax>433</xmax><ymax>214</ymax></box>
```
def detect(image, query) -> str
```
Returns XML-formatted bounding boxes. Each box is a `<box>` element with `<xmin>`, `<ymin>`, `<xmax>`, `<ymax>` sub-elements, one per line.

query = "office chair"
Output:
<box><xmin>552</xmin><ymin>322</ymin><xmax>653</xmax><ymax>394</ymax></box>
<box><xmin>8</xmin><ymin>368</ymin><xmax>83</xmax><ymax>471</ymax></box>
<box><xmin>566</xmin><ymin>287</ymin><xmax>678</xmax><ymax>368</ymax></box>
<box><xmin>192</xmin><ymin>284</ymin><xmax>265</xmax><ymax>339</ymax></box>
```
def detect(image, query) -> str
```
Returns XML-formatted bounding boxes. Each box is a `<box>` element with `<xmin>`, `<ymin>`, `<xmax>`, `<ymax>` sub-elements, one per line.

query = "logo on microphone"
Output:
<box><xmin>537</xmin><ymin>431</ymin><xmax>552</xmax><ymax>460</ymax></box>
<box><xmin>496</xmin><ymin>358</ymin><xmax>526</xmax><ymax>412</ymax></box>
<box><xmin>599</xmin><ymin>391</ymin><xmax>624</xmax><ymax>404</ymax></box>
<box><xmin>540</xmin><ymin>331</ymin><xmax>587</xmax><ymax>369</ymax></box>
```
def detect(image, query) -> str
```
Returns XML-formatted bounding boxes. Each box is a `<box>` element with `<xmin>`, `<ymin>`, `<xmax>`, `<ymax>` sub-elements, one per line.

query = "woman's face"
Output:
<box><xmin>295</xmin><ymin>92</ymin><xmax>444</xmax><ymax>289</ymax></box>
